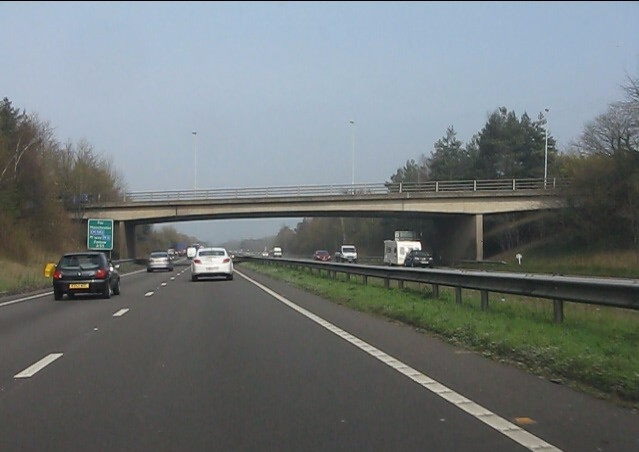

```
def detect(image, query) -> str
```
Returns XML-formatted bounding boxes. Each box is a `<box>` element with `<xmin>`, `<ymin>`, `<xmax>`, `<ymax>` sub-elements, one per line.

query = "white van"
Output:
<box><xmin>272</xmin><ymin>247</ymin><xmax>283</xmax><ymax>257</ymax></box>
<box><xmin>186</xmin><ymin>246</ymin><xmax>197</xmax><ymax>259</ymax></box>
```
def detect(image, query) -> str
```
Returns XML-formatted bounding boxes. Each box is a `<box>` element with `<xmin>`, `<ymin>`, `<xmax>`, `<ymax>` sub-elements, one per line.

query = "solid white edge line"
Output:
<box><xmin>0</xmin><ymin>292</ymin><xmax>51</xmax><ymax>307</ymax></box>
<box><xmin>14</xmin><ymin>353</ymin><xmax>64</xmax><ymax>378</ymax></box>
<box><xmin>236</xmin><ymin>269</ymin><xmax>564</xmax><ymax>452</ymax></box>
<box><xmin>113</xmin><ymin>308</ymin><xmax>129</xmax><ymax>317</ymax></box>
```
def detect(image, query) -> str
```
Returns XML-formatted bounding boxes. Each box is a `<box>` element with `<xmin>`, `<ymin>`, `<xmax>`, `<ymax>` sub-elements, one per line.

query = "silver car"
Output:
<box><xmin>147</xmin><ymin>251</ymin><xmax>174</xmax><ymax>272</ymax></box>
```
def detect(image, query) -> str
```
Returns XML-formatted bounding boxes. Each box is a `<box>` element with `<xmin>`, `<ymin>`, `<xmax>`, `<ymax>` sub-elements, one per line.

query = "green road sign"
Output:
<box><xmin>87</xmin><ymin>219</ymin><xmax>113</xmax><ymax>250</ymax></box>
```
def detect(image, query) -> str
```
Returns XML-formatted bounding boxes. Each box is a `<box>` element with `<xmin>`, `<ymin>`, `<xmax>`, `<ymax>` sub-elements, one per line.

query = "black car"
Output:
<box><xmin>52</xmin><ymin>251</ymin><xmax>121</xmax><ymax>300</ymax></box>
<box><xmin>403</xmin><ymin>249</ymin><xmax>434</xmax><ymax>268</ymax></box>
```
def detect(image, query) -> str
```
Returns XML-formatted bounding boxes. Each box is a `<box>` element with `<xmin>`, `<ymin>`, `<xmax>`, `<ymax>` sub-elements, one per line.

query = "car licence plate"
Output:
<box><xmin>69</xmin><ymin>283</ymin><xmax>89</xmax><ymax>289</ymax></box>
<box><xmin>206</xmin><ymin>266</ymin><xmax>218</xmax><ymax>271</ymax></box>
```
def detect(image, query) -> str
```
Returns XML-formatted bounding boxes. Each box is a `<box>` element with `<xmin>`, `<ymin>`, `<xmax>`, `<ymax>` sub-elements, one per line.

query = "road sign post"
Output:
<box><xmin>87</xmin><ymin>219</ymin><xmax>114</xmax><ymax>251</ymax></box>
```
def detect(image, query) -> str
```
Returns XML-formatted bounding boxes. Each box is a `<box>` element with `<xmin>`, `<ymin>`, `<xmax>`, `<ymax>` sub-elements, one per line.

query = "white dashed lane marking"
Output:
<box><xmin>113</xmin><ymin>308</ymin><xmax>129</xmax><ymax>317</ymax></box>
<box><xmin>14</xmin><ymin>353</ymin><xmax>64</xmax><ymax>379</ymax></box>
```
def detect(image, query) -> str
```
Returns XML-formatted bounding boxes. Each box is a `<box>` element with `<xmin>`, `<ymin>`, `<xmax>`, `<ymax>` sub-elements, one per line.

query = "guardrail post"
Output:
<box><xmin>553</xmin><ymin>299</ymin><xmax>564</xmax><ymax>323</ymax></box>
<box><xmin>362</xmin><ymin>275</ymin><xmax>368</xmax><ymax>285</ymax></box>
<box><xmin>398</xmin><ymin>280</ymin><xmax>404</xmax><ymax>289</ymax></box>
<box><xmin>512</xmin><ymin>179</ymin><xmax>516</xmax><ymax>190</ymax></box>
<box><xmin>432</xmin><ymin>284</ymin><xmax>439</xmax><ymax>298</ymax></box>
<box><xmin>481</xmin><ymin>290</ymin><xmax>489</xmax><ymax>310</ymax></box>
<box><xmin>384</xmin><ymin>278</ymin><xmax>390</xmax><ymax>289</ymax></box>
<box><xmin>455</xmin><ymin>287</ymin><xmax>462</xmax><ymax>305</ymax></box>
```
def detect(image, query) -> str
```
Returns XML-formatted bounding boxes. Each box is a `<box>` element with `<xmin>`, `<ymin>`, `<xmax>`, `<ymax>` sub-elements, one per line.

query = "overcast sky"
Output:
<box><xmin>2</xmin><ymin>1</ymin><xmax>638</xmax><ymax>244</ymax></box>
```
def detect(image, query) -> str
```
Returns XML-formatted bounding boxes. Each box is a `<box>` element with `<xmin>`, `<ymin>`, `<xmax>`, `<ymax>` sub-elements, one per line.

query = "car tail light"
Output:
<box><xmin>193</xmin><ymin>259</ymin><xmax>201</xmax><ymax>264</ymax></box>
<box><xmin>53</xmin><ymin>269</ymin><xmax>62</xmax><ymax>279</ymax></box>
<box><xmin>95</xmin><ymin>268</ymin><xmax>108</xmax><ymax>279</ymax></box>
<box><xmin>223</xmin><ymin>258</ymin><xmax>230</xmax><ymax>263</ymax></box>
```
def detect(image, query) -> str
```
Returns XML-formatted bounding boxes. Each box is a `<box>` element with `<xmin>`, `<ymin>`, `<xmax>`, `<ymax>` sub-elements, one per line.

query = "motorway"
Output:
<box><xmin>0</xmin><ymin>261</ymin><xmax>637</xmax><ymax>452</ymax></box>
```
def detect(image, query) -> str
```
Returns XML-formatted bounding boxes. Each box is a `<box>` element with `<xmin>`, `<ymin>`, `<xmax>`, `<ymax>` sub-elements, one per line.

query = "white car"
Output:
<box><xmin>191</xmin><ymin>247</ymin><xmax>234</xmax><ymax>281</ymax></box>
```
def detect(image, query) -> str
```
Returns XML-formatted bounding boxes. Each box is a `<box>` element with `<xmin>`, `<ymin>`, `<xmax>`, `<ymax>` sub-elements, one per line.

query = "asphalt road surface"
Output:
<box><xmin>0</xmin><ymin>263</ymin><xmax>637</xmax><ymax>452</ymax></box>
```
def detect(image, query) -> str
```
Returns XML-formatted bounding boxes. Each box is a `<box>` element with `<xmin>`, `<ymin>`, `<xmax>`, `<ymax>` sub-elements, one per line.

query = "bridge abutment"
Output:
<box><xmin>435</xmin><ymin>214</ymin><xmax>483</xmax><ymax>264</ymax></box>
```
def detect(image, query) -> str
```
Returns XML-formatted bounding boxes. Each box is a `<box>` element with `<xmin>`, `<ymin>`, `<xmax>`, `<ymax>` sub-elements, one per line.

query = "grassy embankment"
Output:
<box><xmin>239</xmin><ymin>249</ymin><xmax>639</xmax><ymax>409</ymax></box>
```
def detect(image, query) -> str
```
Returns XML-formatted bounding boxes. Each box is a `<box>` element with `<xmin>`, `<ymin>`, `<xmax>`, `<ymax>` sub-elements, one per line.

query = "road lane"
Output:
<box><xmin>0</xmin><ymin>267</ymin><xmax>530</xmax><ymax>452</ymax></box>
<box><xmin>0</xmin><ymin>264</ymin><xmax>636</xmax><ymax>451</ymax></box>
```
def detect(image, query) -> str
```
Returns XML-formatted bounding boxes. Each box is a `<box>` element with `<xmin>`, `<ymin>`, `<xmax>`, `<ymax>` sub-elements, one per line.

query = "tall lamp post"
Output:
<box><xmin>538</xmin><ymin>109</ymin><xmax>549</xmax><ymax>189</ymax></box>
<box><xmin>192</xmin><ymin>130</ymin><xmax>197</xmax><ymax>190</ymax></box>
<box><xmin>543</xmin><ymin>108</ymin><xmax>549</xmax><ymax>189</ymax></box>
<box><xmin>350</xmin><ymin>120</ymin><xmax>355</xmax><ymax>186</ymax></box>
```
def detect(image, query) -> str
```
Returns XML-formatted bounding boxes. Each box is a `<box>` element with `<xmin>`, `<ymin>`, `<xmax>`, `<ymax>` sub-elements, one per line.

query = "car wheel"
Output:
<box><xmin>113</xmin><ymin>279</ymin><xmax>121</xmax><ymax>295</ymax></box>
<box><xmin>226</xmin><ymin>274</ymin><xmax>234</xmax><ymax>281</ymax></box>
<box><xmin>147</xmin><ymin>268</ymin><xmax>152</xmax><ymax>272</ymax></box>
<box><xmin>54</xmin><ymin>289</ymin><xmax>63</xmax><ymax>300</ymax></box>
<box><xmin>191</xmin><ymin>275</ymin><xmax>198</xmax><ymax>282</ymax></box>
<box><xmin>103</xmin><ymin>282</ymin><xmax>112</xmax><ymax>299</ymax></box>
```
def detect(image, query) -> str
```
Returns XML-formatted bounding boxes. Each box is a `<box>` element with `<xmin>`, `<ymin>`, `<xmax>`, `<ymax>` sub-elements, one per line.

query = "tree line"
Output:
<box><xmin>1</xmin><ymin>71</ymin><xmax>637</xmax><ymax>262</ymax></box>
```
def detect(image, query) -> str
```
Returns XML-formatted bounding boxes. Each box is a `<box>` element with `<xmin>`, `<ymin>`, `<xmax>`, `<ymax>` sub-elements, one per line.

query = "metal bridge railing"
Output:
<box><xmin>103</xmin><ymin>177</ymin><xmax>569</xmax><ymax>204</ymax></box>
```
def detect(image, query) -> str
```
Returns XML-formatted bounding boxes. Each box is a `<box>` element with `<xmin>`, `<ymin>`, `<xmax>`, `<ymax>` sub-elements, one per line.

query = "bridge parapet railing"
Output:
<box><xmin>86</xmin><ymin>177</ymin><xmax>569</xmax><ymax>204</ymax></box>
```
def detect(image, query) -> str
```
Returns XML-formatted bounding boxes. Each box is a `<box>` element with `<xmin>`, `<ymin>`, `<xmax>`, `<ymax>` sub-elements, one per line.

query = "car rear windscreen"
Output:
<box><xmin>59</xmin><ymin>254</ymin><xmax>102</xmax><ymax>269</ymax></box>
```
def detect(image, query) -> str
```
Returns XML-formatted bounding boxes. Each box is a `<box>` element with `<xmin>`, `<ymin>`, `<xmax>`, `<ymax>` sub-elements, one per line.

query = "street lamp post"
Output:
<box><xmin>543</xmin><ymin>108</ymin><xmax>549</xmax><ymax>189</ymax></box>
<box><xmin>350</xmin><ymin>120</ymin><xmax>355</xmax><ymax>186</ymax></box>
<box><xmin>192</xmin><ymin>130</ymin><xmax>197</xmax><ymax>190</ymax></box>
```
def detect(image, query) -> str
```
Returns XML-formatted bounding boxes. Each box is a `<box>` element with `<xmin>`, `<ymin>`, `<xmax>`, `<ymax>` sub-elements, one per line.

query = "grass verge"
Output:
<box><xmin>241</xmin><ymin>261</ymin><xmax>639</xmax><ymax>409</ymax></box>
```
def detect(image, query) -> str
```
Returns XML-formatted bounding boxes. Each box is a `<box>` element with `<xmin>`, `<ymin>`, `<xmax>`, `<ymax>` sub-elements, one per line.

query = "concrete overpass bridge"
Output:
<box><xmin>73</xmin><ymin>178</ymin><xmax>568</xmax><ymax>262</ymax></box>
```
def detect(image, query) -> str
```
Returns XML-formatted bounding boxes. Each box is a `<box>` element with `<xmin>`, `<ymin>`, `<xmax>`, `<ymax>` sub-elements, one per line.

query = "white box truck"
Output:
<box><xmin>383</xmin><ymin>239</ymin><xmax>422</xmax><ymax>266</ymax></box>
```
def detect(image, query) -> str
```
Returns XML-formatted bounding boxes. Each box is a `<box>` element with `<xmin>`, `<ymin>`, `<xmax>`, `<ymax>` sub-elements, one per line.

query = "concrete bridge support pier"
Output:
<box><xmin>116</xmin><ymin>221</ymin><xmax>137</xmax><ymax>260</ymax></box>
